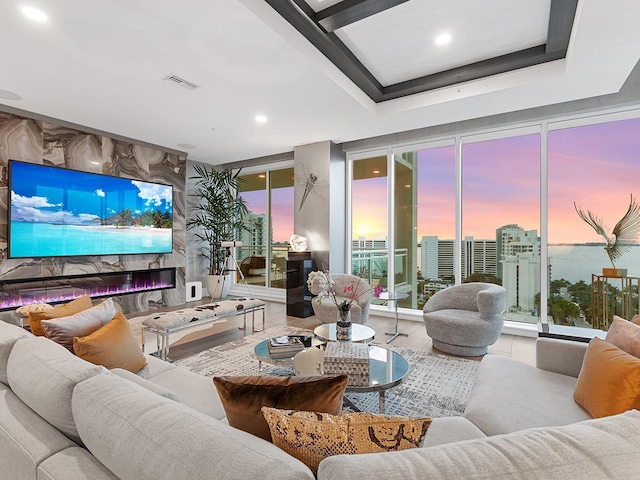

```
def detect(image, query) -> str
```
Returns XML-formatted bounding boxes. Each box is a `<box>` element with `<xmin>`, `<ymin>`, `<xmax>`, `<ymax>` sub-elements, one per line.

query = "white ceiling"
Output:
<box><xmin>334</xmin><ymin>0</ymin><xmax>551</xmax><ymax>86</ymax></box>
<box><xmin>0</xmin><ymin>0</ymin><xmax>639</xmax><ymax>166</ymax></box>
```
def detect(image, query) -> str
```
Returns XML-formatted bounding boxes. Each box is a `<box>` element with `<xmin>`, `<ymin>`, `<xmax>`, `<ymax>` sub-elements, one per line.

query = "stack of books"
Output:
<box><xmin>267</xmin><ymin>336</ymin><xmax>305</xmax><ymax>358</ymax></box>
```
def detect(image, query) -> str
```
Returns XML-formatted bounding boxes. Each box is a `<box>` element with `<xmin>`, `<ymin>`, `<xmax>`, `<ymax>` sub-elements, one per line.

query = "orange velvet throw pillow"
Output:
<box><xmin>28</xmin><ymin>294</ymin><xmax>93</xmax><ymax>336</ymax></box>
<box><xmin>573</xmin><ymin>337</ymin><xmax>640</xmax><ymax>418</ymax></box>
<box><xmin>73</xmin><ymin>311</ymin><xmax>147</xmax><ymax>373</ymax></box>
<box><xmin>213</xmin><ymin>374</ymin><xmax>348</xmax><ymax>441</ymax></box>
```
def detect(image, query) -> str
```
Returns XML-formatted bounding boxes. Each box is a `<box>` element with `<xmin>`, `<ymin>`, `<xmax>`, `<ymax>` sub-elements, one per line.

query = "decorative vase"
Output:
<box><xmin>336</xmin><ymin>310</ymin><xmax>352</xmax><ymax>342</ymax></box>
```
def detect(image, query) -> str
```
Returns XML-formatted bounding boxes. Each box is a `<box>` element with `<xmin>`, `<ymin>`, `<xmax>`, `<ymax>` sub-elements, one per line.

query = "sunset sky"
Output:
<box><xmin>243</xmin><ymin>117</ymin><xmax>640</xmax><ymax>246</ymax></box>
<box><xmin>353</xmin><ymin>117</ymin><xmax>640</xmax><ymax>244</ymax></box>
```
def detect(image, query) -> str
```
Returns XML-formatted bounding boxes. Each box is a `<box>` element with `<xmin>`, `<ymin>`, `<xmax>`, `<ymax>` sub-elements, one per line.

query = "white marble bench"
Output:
<box><xmin>141</xmin><ymin>298</ymin><xmax>265</xmax><ymax>360</ymax></box>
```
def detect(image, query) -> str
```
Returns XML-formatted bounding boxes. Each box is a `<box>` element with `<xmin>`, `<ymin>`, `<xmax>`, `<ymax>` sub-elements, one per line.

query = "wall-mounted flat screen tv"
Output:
<box><xmin>8</xmin><ymin>160</ymin><xmax>173</xmax><ymax>258</ymax></box>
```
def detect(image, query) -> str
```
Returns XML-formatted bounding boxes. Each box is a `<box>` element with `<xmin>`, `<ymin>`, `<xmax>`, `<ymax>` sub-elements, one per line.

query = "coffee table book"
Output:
<box><xmin>267</xmin><ymin>336</ymin><xmax>304</xmax><ymax>358</ymax></box>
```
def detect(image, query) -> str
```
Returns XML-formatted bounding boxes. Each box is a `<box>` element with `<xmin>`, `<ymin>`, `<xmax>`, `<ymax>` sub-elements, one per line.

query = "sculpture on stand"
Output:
<box><xmin>574</xmin><ymin>193</ymin><xmax>640</xmax><ymax>276</ymax></box>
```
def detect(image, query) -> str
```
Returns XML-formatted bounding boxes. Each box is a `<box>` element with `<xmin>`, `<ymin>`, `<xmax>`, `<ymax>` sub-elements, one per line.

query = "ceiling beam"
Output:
<box><xmin>266</xmin><ymin>0</ymin><xmax>384</xmax><ymax>100</ymax></box>
<box><xmin>546</xmin><ymin>0</ymin><xmax>578</xmax><ymax>55</ymax></box>
<box><xmin>266</xmin><ymin>0</ymin><xmax>576</xmax><ymax>103</ymax></box>
<box><xmin>316</xmin><ymin>0</ymin><xmax>410</xmax><ymax>32</ymax></box>
<box><xmin>385</xmin><ymin>46</ymin><xmax>560</xmax><ymax>99</ymax></box>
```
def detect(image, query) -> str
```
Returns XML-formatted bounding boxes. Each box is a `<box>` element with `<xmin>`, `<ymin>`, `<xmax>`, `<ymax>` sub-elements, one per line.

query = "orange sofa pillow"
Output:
<box><xmin>573</xmin><ymin>337</ymin><xmax>640</xmax><ymax>418</ymax></box>
<box><xmin>73</xmin><ymin>311</ymin><xmax>147</xmax><ymax>373</ymax></box>
<box><xmin>28</xmin><ymin>295</ymin><xmax>93</xmax><ymax>336</ymax></box>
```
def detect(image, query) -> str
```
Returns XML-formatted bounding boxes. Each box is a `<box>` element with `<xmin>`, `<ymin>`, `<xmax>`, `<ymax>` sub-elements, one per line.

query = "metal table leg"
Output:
<box><xmin>385</xmin><ymin>297</ymin><xmax>408</xmax><ymax>344</ymax></box>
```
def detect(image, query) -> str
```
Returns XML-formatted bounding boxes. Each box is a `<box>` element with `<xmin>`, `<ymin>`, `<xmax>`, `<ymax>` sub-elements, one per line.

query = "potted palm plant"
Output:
<box><xmin>187</xmin><ymin>165</ymin><xmax>249</xmax><ymax>298</ymax></box>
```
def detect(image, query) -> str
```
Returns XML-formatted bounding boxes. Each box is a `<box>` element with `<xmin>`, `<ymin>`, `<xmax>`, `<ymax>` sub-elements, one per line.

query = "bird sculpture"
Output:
<box><xmin>574</xmin><ymin>194</ymin><xmax>640</xmax><ymax>267</ymax></box>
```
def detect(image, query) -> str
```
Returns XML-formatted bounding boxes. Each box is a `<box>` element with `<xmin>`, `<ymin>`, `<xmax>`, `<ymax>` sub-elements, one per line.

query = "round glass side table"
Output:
<box><xmin>313</xmin><ymin>322</ymin><xmax>375</xmax><ymax>343</ymax></box>
<box><xmin>379</xmin><ymin>291</ymin><xmax>409</xmax><ymax>344</ymax></box>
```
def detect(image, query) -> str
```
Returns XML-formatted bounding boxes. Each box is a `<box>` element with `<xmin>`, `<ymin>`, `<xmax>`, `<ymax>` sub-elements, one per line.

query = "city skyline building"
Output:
<box><xmin>238</xmin><ymin>213</ymin><xmax>268</xmax><ymax>255</ymax></box>
<box><xmin>419</xmin><ymin>224</ymin><xmax>540</xmax><ymax>320</ymax></box>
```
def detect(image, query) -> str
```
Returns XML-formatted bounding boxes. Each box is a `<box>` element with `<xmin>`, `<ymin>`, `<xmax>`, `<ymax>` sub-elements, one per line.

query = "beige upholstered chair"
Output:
<box><xmin>309</xmin><ymin>273</ymin><xmax>371</xmax><ymax>324</ymax></box>
<box><xmin>423</xmin><ymin>282</ymin><xmax>506</xmax><ymax>356</ymax></box>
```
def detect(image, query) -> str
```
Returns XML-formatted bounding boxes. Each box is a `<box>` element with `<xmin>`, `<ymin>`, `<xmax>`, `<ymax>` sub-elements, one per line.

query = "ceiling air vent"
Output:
<box><xmin>162</xmin><ymin>73</ymin><xmax>199</xmax><ymax>91</ymax></box>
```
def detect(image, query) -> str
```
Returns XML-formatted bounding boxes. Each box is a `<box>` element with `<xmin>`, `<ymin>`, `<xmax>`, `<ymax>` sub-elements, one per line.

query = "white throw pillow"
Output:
<box><xmin>41</xmin><ymin>298</ymin><xmax>116</xmax><ymax>351</ymax></box>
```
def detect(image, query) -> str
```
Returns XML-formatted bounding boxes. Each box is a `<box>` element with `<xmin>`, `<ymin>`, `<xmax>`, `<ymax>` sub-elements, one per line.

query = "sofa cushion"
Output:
<box><xmin>73</xmin><ymin>311</ymin><xmax>147</xmax><ymax>373</ymax></box>
<box><xmin>213</xmin><ymin>374</ymin><xmax>348</xmax><ymax>441</ymax></box>
<box><xmin>464</xmin><ymin>355</ymin><xmax>590</xmax><ymax>435</ymax></box>
<box><xmin>72</xmin><ymin>374</ymin><xmax>315</xmax><ymax>480</ymax></box>
<box><xmin>110</xmin><ymin>368</ymin><xmax>180</xmax><ymax>401</ymax></box>
<box><xmin>135</xmin><ymin>353</ymin><xmax>176</xmax><ymax>379</ymax></box>
<box><xmin>145</xmin><ymin>365</ymin><xmax>226</xmax><ymax>419</ymax></box>
<box><xmin>420</xmin><ymin>416</ymin><xmax>486</xmax><ymax>447</ymax></box>
<box><xmin>41</xmin><ymin>298</ymin><xmax>116</xmax><ymax>351</ymax></box>
<box><xmin>38</xmin><ymin>447</ymin><xmax>119</xmax><ymax>480</ymax></box>
<box><xmin>0</xmin><ymin>320</ymin><xmax>33</xmax><ymax>385</ymax></box>
<box><xmin>0</xmin><ymin>383</ymin><xmax>78</xmax><ymax>480</ymax></box>
<box><xmin>7</xmin><ymin>336</ymin><xmax>106</xmax><ymax>443</ymax></box>
<box><xmin>28</xmin><ymin>295</ymin><xmax>93</xmax><ymax>336</ymax></box>
<box><xmin>606</xmin><ymin>316</ymin><xmax>640</xmax><ymax>358</ymax></box>
<box><xmin>262</xmin><ymin>407</ymin><xmax>431</xmax><ymax>474</ymax></box>
<box><xmin>573</xmin><ymin>337</ymin><xmax>640</xmax><ymax>418</ymax></box>
<box><xmin>317</xmin><ymin>410</ymin><xmax>640</xmax><ymax>480</ymax></box>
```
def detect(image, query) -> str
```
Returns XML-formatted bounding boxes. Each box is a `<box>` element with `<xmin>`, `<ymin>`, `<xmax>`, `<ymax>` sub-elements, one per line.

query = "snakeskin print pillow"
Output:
<box><xmin>262</xmin><ymin>407</ymin><xmax>431</xmax><ymax>474</ymax></box>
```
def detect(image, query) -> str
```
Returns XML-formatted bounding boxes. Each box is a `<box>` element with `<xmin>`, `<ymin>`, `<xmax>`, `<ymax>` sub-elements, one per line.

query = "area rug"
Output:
<box><xmin>174</xmin><ymin>325</ymin><xmax>480</xmax><ymax>418</ymax></box>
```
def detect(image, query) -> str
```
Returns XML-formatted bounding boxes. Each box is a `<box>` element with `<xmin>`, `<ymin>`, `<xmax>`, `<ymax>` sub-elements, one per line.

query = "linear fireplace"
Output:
<box><xmin>0</xmin><ymin>268</ymin><xmax>176</xmax><ymax>311</ymax></box>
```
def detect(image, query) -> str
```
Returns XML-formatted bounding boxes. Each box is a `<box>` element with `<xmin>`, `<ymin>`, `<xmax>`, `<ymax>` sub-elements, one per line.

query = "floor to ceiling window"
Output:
<box><xmin>269</xmin><ymin>167</ymin><xmax>294</xmax><ymax>288</ymax></box>
<box><xmin>461</xmin><ymin>130</ymin><xmax>541</xmax><ymax>323</ymax></box>
<box><xmin>548</xmin><ymin>114</ymin><xmax>640</xmax><ymax>330</ymax></box>
<box><xmin>237</xmin><ymin>165</ymin><xmax>294</xmax><ymax>290</ymax></box>
<box><xmin>350</xmin><ymin>154</ymin><xmax>388</xmax><ymax>293</ymax></box>
<box><xmin>348</xmin><ymin>109</ymin><xmax>640</xmax><ymax>329</ymax></box>
<box><xmin>237</xmin><ymin>172</ymin><xmax>268</xmax><ymax>287</ymax></box>
<box><xmin>393</xmin><ymin>143</ymin><xmax>456</xmax><ymax>309</ymax></box>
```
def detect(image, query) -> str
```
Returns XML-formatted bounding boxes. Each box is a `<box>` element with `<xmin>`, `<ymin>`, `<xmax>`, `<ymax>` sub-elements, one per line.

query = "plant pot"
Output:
<box><xmin>206</xmin><ymin>274</ymin><xmax>232</xmax><ymax>299</ymax></box>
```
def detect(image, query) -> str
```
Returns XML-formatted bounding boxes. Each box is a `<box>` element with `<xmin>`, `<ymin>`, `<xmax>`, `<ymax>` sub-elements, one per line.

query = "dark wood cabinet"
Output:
<box><xmin>286</xmin><ymin>252</ymin><xmax>314</xmax><ymax>318</ymax></box>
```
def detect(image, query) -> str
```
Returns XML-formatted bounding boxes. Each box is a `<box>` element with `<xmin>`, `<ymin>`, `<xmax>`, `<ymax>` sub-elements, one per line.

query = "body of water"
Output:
<box><xmin>549</xmin><ymin>244</ymin><xmax>640</xmax><ymax>283</ymax></box>
<box><xmin>10</xmin><ymin>222</ymin><xmax>172</xmax><ymax>257</ymax></box>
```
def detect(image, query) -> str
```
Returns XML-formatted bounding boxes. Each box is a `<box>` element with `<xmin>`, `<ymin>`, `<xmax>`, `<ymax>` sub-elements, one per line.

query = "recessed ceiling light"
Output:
<box><xmin>435</xmin><ymin>33</ymin><xmax>451</xmax><ymax>45</ymax></box>
<box><xmin>21</xmin><ymin>6</ymin><xmax>48</xmax><ymax>22</ymax></box>
<box><xmin>258</xmin><ymin>174</ymin><xmax>266</xmax><ymax>178</ymax></box>
<box><xmin>255</xmin><ymin>115</ymin><xmax>268</xmax><ymax>123</ymax></box>
<box><xmin>372</xmin><ymin>170</ymin><xmax>380</xmax><ymax>174</ymax></box>
<box><xmin>91</xmin><ymin>161</ymin><xmax>100</xmax><ymax>165</ymax></box>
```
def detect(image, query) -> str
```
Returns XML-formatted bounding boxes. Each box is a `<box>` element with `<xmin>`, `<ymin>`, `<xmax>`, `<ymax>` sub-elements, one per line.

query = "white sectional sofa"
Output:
<box><xmin>1</xmin><ymin>321</ymin><xmax>639</xmax><ymax>480</ymax></box>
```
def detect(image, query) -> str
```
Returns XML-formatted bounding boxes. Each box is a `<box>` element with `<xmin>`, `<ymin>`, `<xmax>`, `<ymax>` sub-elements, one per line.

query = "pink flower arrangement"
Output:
<box><xmin>307</xmin><ymin>266</ymin><xmax>375</xmax><ymax>316</ymax></box>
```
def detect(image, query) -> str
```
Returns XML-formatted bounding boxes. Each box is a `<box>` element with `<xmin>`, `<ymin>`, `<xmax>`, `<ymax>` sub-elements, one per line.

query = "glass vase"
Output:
<box><xmin>336</xmin><ymin>310</ymin><xmax>352</xmax><ymax>342</ymax></box>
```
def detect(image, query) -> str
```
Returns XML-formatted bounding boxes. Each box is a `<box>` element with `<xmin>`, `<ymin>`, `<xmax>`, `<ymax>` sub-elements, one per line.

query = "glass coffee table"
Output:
<box><xmin>253</xmin><ymin>335</ymin><xmax>322</xmax><ymax>372</ymax></box>
<box><xmin>253</xmin><ymin>337</ymin><xmax>409</xmax><ymax>414</ymax></box>
<box><xmin>344</xmin><ymin>345</ymin><xmax>409</xmax><ymax>413</ymax></box>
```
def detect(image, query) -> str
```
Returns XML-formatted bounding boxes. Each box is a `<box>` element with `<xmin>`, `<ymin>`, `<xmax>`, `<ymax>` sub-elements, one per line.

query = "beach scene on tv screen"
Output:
<box><xmin>9</xmin><ymin>161</ymin><xmax>173</xmax><ymax>258</ymax></box>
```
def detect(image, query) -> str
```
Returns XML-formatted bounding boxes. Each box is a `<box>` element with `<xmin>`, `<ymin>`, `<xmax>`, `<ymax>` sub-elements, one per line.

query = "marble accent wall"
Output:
<box><xmin>0</xmin><ymin>112</ymin><xmax>186</xmax><ymax>320</ymax></box>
